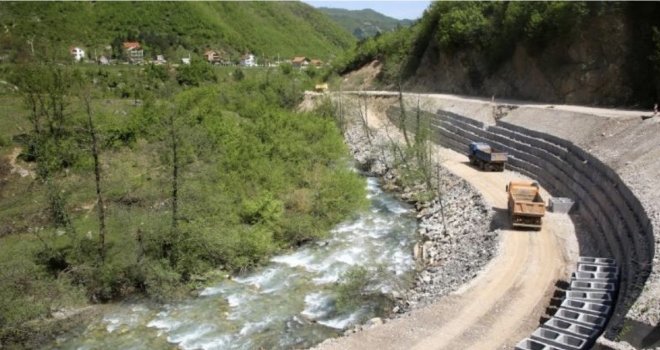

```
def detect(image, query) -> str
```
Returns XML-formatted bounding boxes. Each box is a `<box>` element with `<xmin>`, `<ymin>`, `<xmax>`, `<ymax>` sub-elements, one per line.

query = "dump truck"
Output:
<box><xmin>506</xmin><ymin>181</ymin><xmax>545</xmax><ymax>230</ymax></box>
<box><xmin>468</xmin><ymin>142</ymin><xmax>507</xmax><ymax>171</ymax></box>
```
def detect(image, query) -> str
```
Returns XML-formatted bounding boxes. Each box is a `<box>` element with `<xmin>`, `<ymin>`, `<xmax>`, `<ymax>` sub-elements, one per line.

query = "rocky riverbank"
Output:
<box><xmin>341</xmin><ymin>110</ymin><xmax>499</xmax><ymax>320</ymax></box>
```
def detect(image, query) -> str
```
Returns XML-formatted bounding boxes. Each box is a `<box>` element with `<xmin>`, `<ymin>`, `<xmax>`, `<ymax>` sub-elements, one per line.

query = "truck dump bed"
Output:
<box><xmin>507</xmin><ymin>181</ymin><xmax>545</xmax><ymax>229</ymax></box>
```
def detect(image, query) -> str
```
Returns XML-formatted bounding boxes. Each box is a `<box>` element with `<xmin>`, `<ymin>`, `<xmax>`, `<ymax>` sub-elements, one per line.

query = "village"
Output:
<box><xmin>68</xmin><ymin>41</ymin><xmax>327</xmax><ymax>69</ymax></box>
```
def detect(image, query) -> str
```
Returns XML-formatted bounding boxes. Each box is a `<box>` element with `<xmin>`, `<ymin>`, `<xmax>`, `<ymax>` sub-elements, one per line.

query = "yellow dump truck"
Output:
<box><xmin>506</xmin><ymin>181</ymin><xmax>545</xmax><ymax>230</ymax></box>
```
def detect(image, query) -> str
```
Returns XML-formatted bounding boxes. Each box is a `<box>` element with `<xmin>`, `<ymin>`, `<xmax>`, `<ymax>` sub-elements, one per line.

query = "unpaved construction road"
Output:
<box><xmin>314</xmin><ymin>100</ymin><xmax>578</xmax><ymax>350</ymax></box>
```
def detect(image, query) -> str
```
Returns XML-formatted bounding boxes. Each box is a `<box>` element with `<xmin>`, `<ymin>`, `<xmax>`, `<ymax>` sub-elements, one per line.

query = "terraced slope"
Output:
<box><xmin>312</xmin><ymin>90</ymin><xmax>656</xmax><ymax>348</ymax></box>
<box><xmin>379</xmin><ymin>92</ymin><xmax>657</xmax><ymax>348</ymax></box>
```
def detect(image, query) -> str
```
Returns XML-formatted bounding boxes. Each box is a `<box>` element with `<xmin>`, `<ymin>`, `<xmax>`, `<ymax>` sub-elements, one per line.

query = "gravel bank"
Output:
<box><xmin>341</xmin><ymin>100</ymin><xmax>498</xmax><ymax>317</ymax></box>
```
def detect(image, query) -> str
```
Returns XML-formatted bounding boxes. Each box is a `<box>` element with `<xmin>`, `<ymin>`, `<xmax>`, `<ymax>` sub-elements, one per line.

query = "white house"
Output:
<box><xmin>154</xmin><ymin>55</ymin><xmax>167</xmax><ymax>65</ymax></box>
<box><xmin>70</xmin><ymin>47</ymin><xmax>85</xmax><ymax>62</ymax></box>
<box><xmin>240</xmin><ymin>53</ymin><xmax>256</xmax><ymax>67</ymax></box>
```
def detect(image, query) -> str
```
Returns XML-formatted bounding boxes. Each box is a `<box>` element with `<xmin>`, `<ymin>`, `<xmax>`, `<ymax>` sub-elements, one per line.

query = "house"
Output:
<box><xmin>70</xmin><ymin>47</ymin><xmax>85</xmax><ymax>62</ymax></box>
<box><xmin>154</xmin><ymin>55</ymin><xmax>167</xmax><ymax>65</ymax></box>
<box><xmin>181</xmin><ymin>57</ymin><xmax>191</xmax><ymax>65</ymax></box>
<box><xmin>204</xmin><ymin>49</ymin><xmax>226</xmax><ymax>64</ymax></box>
<box><xmin>240</xmin><ymin>53</ymin><xmax>256</xmax><ymax>67</ymax></box>
<box><xmin>122</xmin><ymin>41</ymin><xmax>143</xmax><ymax>63</ymax></box>
<box><xmin>98</xmin><ymin>55</ymin><xmax>109</xmax><ymax>65</ymax></box>
<box><xmin>291</xmin><ymin>56</ymin><xmax>310</xmax><ymax>68</ymax></box>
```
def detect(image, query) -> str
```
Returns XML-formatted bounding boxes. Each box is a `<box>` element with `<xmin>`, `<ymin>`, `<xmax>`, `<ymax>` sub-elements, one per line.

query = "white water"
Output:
<box><xmin>54</xmin><ymin>177</ymin><xmax>417</xmax><ymax>350</ymax></box>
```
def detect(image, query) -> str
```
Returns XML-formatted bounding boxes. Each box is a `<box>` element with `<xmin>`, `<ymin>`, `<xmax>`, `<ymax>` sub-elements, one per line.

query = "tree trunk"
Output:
<box><xmin>168</xmin><ymin>111</ymin><xmax>179</xmax><ymax>258</ymax></box>
<box><xmin>398</xmin><ymin>82</ymin><xmax>411</xmax><ymax>148</ymax></box>
<box><xmin>83</xmin><ymin>93</ymin><xmax>107</xmax><ymax>262</ymax></box>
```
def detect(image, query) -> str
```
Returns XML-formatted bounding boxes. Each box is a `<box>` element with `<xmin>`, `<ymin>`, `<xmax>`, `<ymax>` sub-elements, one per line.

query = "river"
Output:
<box><xmin>53</xmin><ymin>177</ymin><xmax>417</xmax><ymax>350</ymax></box>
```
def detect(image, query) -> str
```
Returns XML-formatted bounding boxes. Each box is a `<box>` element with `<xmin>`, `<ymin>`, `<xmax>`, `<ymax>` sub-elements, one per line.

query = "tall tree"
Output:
<box><xmin>13</xmin><ymin>63</ymin><xmax>75</xmax><ymax>230</ymax></box>
<box><xmin>78</xmin><ymin>76</ymin><xmax>108</xmax><ymax>263</ymax></box>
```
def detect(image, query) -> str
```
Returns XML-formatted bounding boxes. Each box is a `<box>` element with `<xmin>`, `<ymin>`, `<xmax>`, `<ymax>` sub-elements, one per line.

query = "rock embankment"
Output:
<box><xmin>342</xmin><ymin>108</ymin><xmax>498</xmax><ymax>315</ymax></box>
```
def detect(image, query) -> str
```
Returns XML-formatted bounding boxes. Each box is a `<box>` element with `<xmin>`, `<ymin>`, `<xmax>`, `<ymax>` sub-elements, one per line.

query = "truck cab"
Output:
<box><xmin>468</xmin><ymin>142</ymin><xmax>507</xmax><ymax>172</ymax></box>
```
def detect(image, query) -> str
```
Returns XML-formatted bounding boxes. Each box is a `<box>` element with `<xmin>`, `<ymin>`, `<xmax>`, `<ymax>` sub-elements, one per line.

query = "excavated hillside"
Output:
<box><xmin>406</xmin><ymin>12</ymin><xmax>654</xmax><ymax>107</ymax></box>
<box><xmin>343</xmin><ymin>2</ymin><xmax>660</xmax><ymax>108</ymax></box>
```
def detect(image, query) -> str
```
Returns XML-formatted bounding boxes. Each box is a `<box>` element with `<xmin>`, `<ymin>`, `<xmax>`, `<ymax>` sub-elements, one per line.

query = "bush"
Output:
<box><xmin>229</xmin><ymin>68</ymin><xmax>242</xmax><ymax>82</ymax></box>
<box><xmin>176</xmin><ymin>59</ymin><xmax>217</xmax><ymax>86</ymax></box>
<box><xmin>280</xmin><ymin>62</ymin><xmax>292</xmax><ymax>75</ymax></box>
<box><xmin>0</xmin><ymin>135</ymin><xmax>10</xmax><ymax>148</ymax></box>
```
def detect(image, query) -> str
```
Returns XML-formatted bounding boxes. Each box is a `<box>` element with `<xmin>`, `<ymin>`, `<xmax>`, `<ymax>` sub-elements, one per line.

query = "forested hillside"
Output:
<box><xmin>318</xmin><ymin>7</ymin><xmax>412</xmax><ymax>40</ymax></box>
<box><xmin>0</xmin><ymin>1</ymin><xmax>355</xmax><ymax>62</ymax></box>
<box><xmin>335</xmin><ymin>2</ymin><xmax>660</xmax><ymax>107</ymax></box>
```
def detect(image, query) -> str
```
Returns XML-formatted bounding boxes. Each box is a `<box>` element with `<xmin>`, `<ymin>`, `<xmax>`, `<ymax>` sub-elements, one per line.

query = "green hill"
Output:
<box><xmin>0</xmin><ymin>2</ymin><xmax>355</xmax><ymax>62</ymax></box>
<box><xmin>317</xmin><ymin>7</ymin><xmax>413</xmax><ymax>40</ymax></box>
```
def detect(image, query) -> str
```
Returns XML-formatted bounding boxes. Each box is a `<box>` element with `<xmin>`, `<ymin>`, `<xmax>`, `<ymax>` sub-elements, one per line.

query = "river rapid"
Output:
<box><xmin>53</xmin><ymin>177</ymin><xmax>418</xmax><ymax>350</ymax></box>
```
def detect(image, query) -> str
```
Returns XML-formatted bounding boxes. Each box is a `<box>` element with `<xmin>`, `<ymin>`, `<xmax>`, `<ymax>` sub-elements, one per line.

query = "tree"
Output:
<box><xmin>77</xmin><ymin>75</ymin><xmax>108</xmax><ymax>263</ymax></box>
<box><xmin>176</xmin><ymin>59</ymin><xmax>216</xmax><ymax>86</ymax></box>
<box><xmin>12</xmin><ymin>63</ymin><xmax>76</xmax><ymax>229</ymax></box>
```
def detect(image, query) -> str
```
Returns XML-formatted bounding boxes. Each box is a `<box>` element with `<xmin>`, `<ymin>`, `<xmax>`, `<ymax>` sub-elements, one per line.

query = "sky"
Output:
<box><xmin>302</xmin><ymin>1</ymin><xmax>432</xmax><ymax>20</ymax></box>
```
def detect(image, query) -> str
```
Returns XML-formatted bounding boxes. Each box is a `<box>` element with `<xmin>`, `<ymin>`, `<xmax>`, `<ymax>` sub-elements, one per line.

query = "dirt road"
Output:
<box><xmin>314</xmin><ymin>99</ymin><xmax>578</xmax><ymax>350</ymax></box>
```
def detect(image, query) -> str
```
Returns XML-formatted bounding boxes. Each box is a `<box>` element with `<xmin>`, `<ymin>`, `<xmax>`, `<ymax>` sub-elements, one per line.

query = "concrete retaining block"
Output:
<box><xmin>565</xmin><ymin>291</ymin><xmax>613</xmax><ymax>305</ymax></box>
<box><xmin>543</xmin><ymin>317</ymin><xmax>601</xmax><ymax>340</ymax></box>
<box><xmin>570</xmin><ymin>281</ymin><xmax>617</xmax><ymax>293</ymax></box>
<box><xmin>578</xmin><ymin>257</ymin><xmax>617</xmax><ymax>266</ymax></box>
<box><xmin>531</xmin><ymin>327</ymin><xmax>589</xmax><ymax>350</ymax></box>
<box><xmin>515</xmin><ymin>338</ymin><xmax>562</xmax><ymax>350</ymax></box>
<box><xmin>554</xmin><ymin>309</ymin><xmax>607</xmax><ymax>329</ymax></box>
<box><xmin>560</xmin><ymin>299</ymin><xmax>612</xmax><ymax>316</ymax></box>
<box><xmin>577</xmin><ymin>264</ymin><xmax>620</xmax><ymax>276</ymax></box>
<box><xmin>571</xmin><ymin>271</ymin><xmax>618</xmax><ymax>283</ymax></box>
<box><xmin>549</xmin><ymin>197</ymin><xmax>575</xmax><ymax>213</ymax></box>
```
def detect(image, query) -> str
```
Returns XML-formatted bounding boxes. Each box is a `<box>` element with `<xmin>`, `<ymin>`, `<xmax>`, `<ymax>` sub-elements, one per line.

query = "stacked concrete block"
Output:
<box><xmin>570</xmin><ymin>272</ymin><xmax>618</xmax><ymax>283</ymax></box>
<box><xmin>559</xmin><ymin>299</ymin><xmax>611</xmax><ymax>317</ymax></box>
<box><xmin>578</xmin><ymin>257</ymin><xmax>617</xmax><ymax>266</ymax></box>
<box><xmin>564</xmin><ymin>291</ymin><xmax>614</xmax><ymax>305</ymax></box>
<box><xmin>515</xmin><ymin>338</ymin><xmax>563</xmax><ymax>350</ymax></box>
<box><xmin>576</xmin><ymin>264</ymin><xmax>619</xmax><ymax>276</ymax></box>
<box><xmin>549</xmin><ymin>197</ymin><xmax>575</xmax><ymax>213</ymax></box>
<box><xmin>515</xmin><ymin>257</ymin><xmax>619</xmax><ymax>350</ymax></box>
<box><xmin>543</xmin><ymin>317</ymin><xmax>600</xmax><ymax>340</ymax></box>
<box><xmin>570</xmin><ymin>281</ymin><xmax>617</xmax><ymax>293</ymax></box>
<box><xmin>530</xmin><ymin>328</ymin><xmax>588</xmax><ymax>350</ymax></box>
<box><xmin>554</xmin><ymin>309</ymin><xmax>608</xmax><ymax>329</ymax></box>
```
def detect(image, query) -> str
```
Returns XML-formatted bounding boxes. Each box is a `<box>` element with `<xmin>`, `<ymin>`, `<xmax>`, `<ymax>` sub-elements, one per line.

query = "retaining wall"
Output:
<box><xmin>386</xmin><ymin>107</ymin><xmax>655</xmax><ymax>339</ymax></box>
